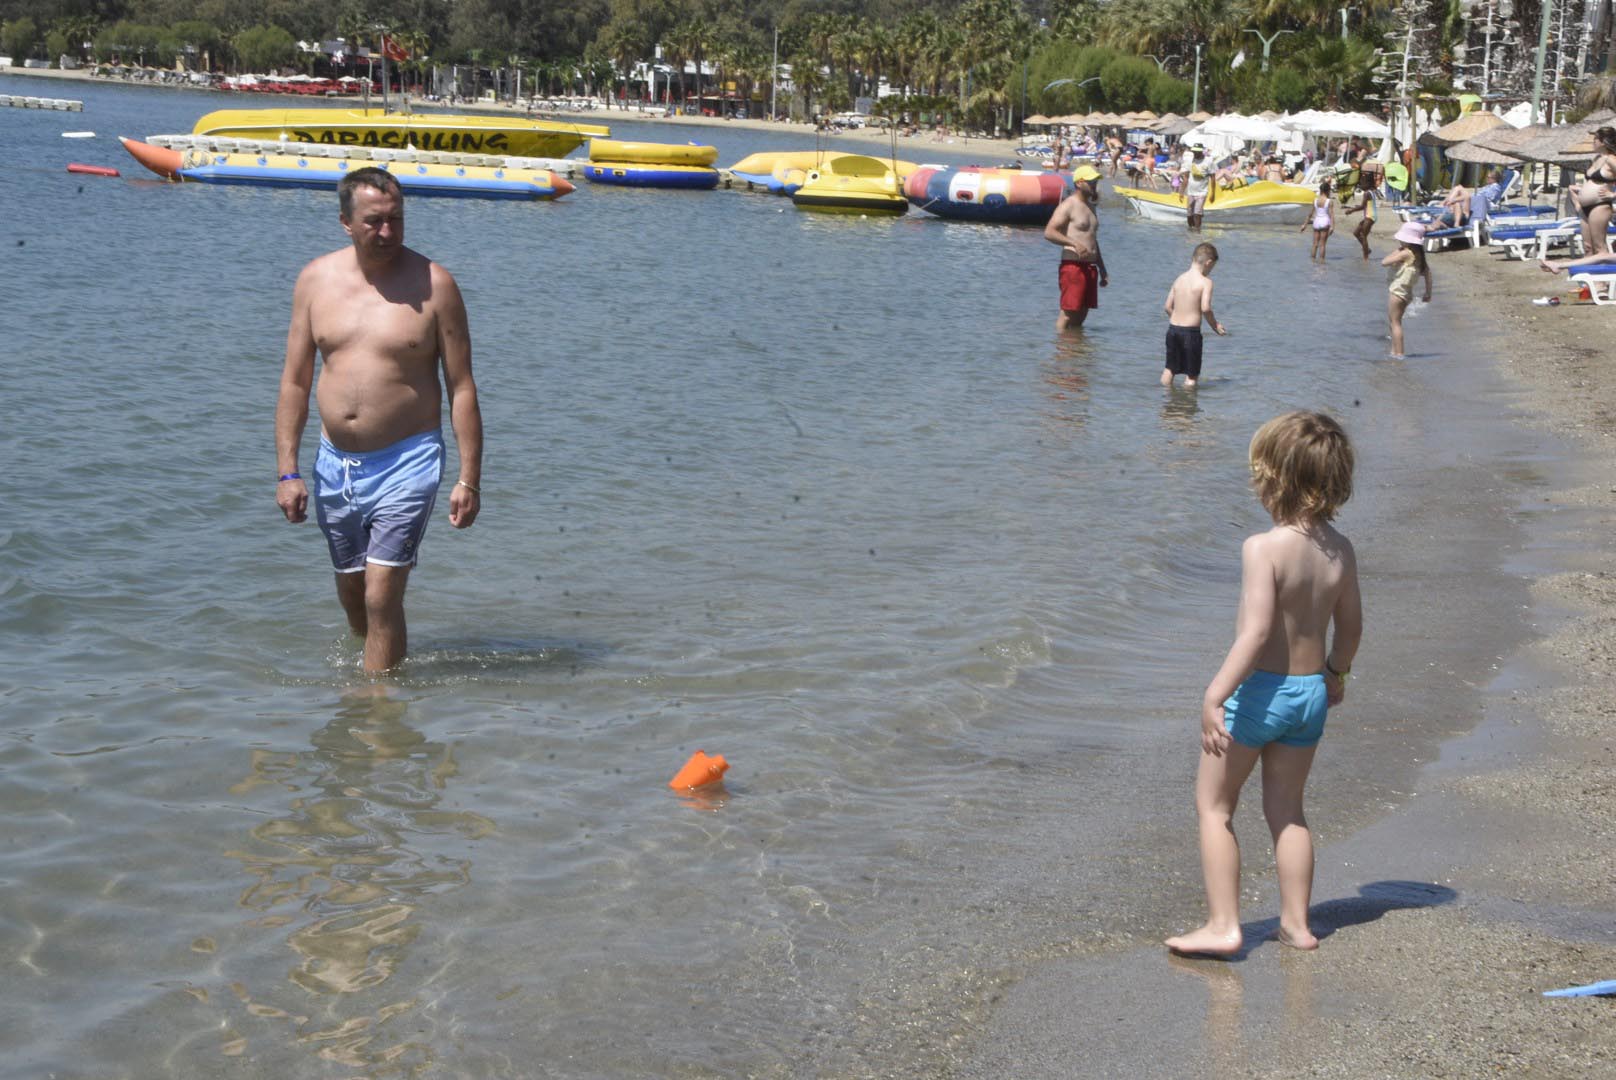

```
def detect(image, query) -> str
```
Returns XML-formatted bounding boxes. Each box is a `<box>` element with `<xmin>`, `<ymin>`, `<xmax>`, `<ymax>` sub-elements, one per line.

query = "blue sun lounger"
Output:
<box><xmin>1487</xmin><ymin>218</ymin><xmax>1581</xmax><ymax>260</ymax></box>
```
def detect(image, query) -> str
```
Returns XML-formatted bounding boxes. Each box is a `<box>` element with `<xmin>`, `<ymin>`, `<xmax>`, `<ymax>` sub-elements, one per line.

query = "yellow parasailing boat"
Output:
<box><xmin>192</xmin><ymin>107</ymin><xmax>608</xmax><ymax>159</ymax></box>
<box><xmin>588</xmin><ymin>138</ymin><xmax>718</xmax><ymax>166</ymax></box>
<box><xmin>791</xmin><ymin>154</ymin><xmax>908</xmax><ymax>214</ymax></box>
<box><xmin>1114</xmin><ymin>180</ymin><xmax>1318</xmax><ymax>225</ymax></box>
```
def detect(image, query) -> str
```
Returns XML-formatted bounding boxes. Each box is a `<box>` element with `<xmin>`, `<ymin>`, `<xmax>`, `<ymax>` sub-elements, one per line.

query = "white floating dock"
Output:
<box><xmin>3</xmin><ymin>95</ymin><xmax>84</xmax><ymax>111</ymax></box>
<box><xmin>143</xmin><ymin>133</ymin><xmax>580</xmax><ymax>177</ymax></box>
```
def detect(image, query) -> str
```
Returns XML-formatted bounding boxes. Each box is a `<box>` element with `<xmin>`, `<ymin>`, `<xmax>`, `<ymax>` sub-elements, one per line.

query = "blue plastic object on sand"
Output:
<box><xmin>1542</xmin><ymin>979</ymin><xmax>1616</xmax><ymax>998</ymax></box>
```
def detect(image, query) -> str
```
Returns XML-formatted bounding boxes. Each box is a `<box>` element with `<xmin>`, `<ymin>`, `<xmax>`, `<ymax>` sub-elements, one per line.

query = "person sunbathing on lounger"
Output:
<box><xmin>1537</xmin><ymin>251</ymin><xmax>1616</xmax><ymax>274</ymax></box>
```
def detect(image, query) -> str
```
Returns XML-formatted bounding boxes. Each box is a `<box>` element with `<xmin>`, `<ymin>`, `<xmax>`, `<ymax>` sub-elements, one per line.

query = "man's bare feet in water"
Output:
<box><xmin>1164</xmin><ymin>924</ymin><xmax>1242</xmax><ymax>957</ymax></box>
<box><xmin>1276</xmin><ymin>925</ymin><xmax>1320</xmax><ymax>951</ymax></box>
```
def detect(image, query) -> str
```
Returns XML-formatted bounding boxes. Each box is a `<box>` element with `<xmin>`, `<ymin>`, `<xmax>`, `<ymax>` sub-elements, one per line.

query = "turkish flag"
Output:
<box><xmin>381</xmin><ymin>35</ymin><xmax>408</xmax><ymax>62</ymax></box>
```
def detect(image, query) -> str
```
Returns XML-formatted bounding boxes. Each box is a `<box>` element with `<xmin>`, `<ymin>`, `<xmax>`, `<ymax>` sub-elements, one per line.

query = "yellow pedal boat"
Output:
<box><xmin>1115</xmin><ymin>180</ymin><xmax>1318</xmax><ymax>225</ymax></box>
<box><xmin>791</xmin><ymin>155</ymin><xmax>908</xmax><ymax>215</ymax></box>
<box><xmin>192</xmin><ymin>107</ymin><xmax>608</xmax><ymax>159</ymax></box>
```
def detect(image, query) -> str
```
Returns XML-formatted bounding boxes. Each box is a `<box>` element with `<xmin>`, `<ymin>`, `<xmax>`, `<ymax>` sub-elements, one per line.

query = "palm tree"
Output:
<box><xmin>727</xmin><ymin>41</ymin><xmax>768</xmax><ymax>116</ymax></box>
<box><xmin>788</xmin><ymin>51</ymin><xmax>826</xmax><ymax>118</ymax></box>
<box><xmin>396</xmin><ymin>28</ymin><xmax>430</xmax><ymax>94</ymax></box>
<box><xmin>1580</xmin><ymin>74</ymin><xmax>1616</xmax><ymax>115</ymax></box>
<box><xmin>1299</xmin><ymin>34</ymin><xmax>1376</xmax><ymax>108</ymax></box>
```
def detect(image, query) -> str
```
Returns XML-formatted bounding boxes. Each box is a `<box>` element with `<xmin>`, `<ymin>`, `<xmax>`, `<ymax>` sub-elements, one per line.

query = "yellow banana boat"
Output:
<box><xmin>192</xmin><ymin>107</ymin><xmax>607</xmax><ymax>159</ymax></box>
<box><xmin>588</xmin><ymin>138</ymin><xmax>718</xmax><ymax>166</ymax></box>
<box><xmin>1115</xmin><ymin>180</ymin><xmax>1318</xmax><ymax>225</ymax></box>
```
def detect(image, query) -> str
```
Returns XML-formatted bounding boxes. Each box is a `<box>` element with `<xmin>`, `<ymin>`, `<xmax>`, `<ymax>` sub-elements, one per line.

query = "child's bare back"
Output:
<box><xmin>1241</xmin><ymin>520</ymin><xmax>1356</xmax><ymax>677</ymax></box>
<box><xmin>1166</xmin><ymin>269</ymin><xmax>1213</xmax><ymax>328</ymax></box>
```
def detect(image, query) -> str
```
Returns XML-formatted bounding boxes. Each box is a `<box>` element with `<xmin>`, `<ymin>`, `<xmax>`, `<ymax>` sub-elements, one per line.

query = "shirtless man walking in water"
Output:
<box><xmin>275</xmin><ymin>167</ymin><xmax>483</xmax><ymax>672</ymax></box>
<box><xmin>1043</xmin><ymin>164</ymin><xmax>1109</xmax><ymax>329</ymax></box>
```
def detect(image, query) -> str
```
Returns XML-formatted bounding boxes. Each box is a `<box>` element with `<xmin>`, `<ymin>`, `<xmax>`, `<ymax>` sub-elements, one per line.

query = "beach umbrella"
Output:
<box><xmin>1024</xmin><ymin>114</ymin><xmax>1051</xmax><ymax>126</ymax></box>
<box><xmin>1422</xmin><ymin>110</ymin><xmax>1505</xmax><ymax>147</ymax></box>
<box><xmin>1136</xmin><ymin>109</ymin><xmax>1159</xmax><ymax>121</ymax></box>
<box><xmin>1189</xmin><ymin>110</ymin><xmax>1212</xmax><ymax>122</ymax></box>
<box><xmin>1202</xmin><ymin>113</ymin><xmax>1290</xmax><ymax>142</ymax></box>
<box><xmin>1506</xmin><ymin>110</ymin><xmax>1615</xmax><ymax>166</ymax></box>
<box><xmin>1443</xmin><ymin>138</ymin><xmax>1517</xmax><ymax>165</ymax></box>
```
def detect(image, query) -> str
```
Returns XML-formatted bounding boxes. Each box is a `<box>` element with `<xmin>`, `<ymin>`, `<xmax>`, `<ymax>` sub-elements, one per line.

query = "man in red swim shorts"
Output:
<box><xmin>1043</xmin><ymin>164</ymin><xmax>1109</xmax><ymax>329</ymax></box>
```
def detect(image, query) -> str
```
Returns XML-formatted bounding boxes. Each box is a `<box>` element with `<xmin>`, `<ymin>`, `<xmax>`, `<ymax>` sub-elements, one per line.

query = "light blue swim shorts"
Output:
<box><xmin>1222</xmin><ymin>670</ymin><xmax>1329</xmax><ymax>749</ymax></box>
<box><xmin>314</xmin><ymin>429</ymin><xmax>445</xmax><ymax>572</ymax></box>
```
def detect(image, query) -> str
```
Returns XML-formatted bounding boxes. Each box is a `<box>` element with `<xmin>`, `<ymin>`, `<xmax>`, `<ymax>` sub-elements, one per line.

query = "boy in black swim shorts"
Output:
<box><xmin>1161</xmin><ymin>242</ymin><xmax>1227</xmax><ymax>388</ymax></box>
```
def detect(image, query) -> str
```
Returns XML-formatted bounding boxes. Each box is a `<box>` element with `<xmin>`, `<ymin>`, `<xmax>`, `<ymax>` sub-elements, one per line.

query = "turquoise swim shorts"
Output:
<box><xmin>314</xmin><ymin>429</ymin><xmax>444</xmax><ymax>572</ymax></box>
<box><xmin>1222</xmin><ymin>669</ymin><xmax>1329</xmax><ymax>749</ymax></box>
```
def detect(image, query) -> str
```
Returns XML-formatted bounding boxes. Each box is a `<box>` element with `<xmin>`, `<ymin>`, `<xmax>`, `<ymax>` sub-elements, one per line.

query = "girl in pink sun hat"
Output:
<box><xmin>1381</xmin><ymin>220</ymin><xmax>1433</xmax><ymax>359</ymax></box>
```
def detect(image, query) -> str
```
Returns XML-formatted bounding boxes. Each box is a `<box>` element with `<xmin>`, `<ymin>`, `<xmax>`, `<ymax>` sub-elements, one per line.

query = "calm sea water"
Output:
<box><xmin>0</xmin><ymin>78</ymin><xmax>1551</xmax><ymax>1077</ymax></box>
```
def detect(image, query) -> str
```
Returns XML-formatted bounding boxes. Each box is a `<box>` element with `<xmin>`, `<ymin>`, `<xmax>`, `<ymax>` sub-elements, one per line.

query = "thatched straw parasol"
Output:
<box><xmin>1443</xmin><ymin>138</ymin><xmax>1517</xmax><ymax>165</ymax></box>
<box><xmin>1468</xmin><ymin>122</ymin><xmax>1553</xmax><ymax>156</ymax></box>
<box><xmin>1024</xmin><ymin>114</ymin><xmax>1052</xmax><ymax>126</ymax></box>
<box><xmin>1506</xmin><ymin>109</ymin><xmax>1615</xmax><ymax>166</ymax></box>
<box><xmin>1188</xmin><ymin>110</ymin><xmax>1212</xmax><ymax>122</ymax></box>
<box><xmin>1421</xmin><ymin>110</ymin><xmax>1506</xmax><ymax>147</ymax></box>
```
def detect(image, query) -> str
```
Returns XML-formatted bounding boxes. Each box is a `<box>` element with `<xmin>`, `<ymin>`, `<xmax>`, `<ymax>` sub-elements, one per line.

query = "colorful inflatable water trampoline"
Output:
<box><xmin>903</xmin><ymin>166</ymin><xmax>1071</xmax><ymax>224</ymax></box>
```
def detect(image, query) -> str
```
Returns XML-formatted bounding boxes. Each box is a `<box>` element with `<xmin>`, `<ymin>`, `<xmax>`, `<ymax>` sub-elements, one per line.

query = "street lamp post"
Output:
<box><xmin>1528</xmin><ymin>0</ymin><xmax>1553</xmax><ymax>124</ymax></box>
<box><xmin>770</xmin><ymin>25</ymin><xmax>778</xmax><ymax>121</ymax></box>
<box><xmin>1145</xmin><ymin>53</ymin><xmax>1181</xmax><ymax>73</ymax></box>
<box><xmin>1041</xmin><ymin>76</ymin><xmax>1101</xmax><ymax>129</ymax></box>
<box><xmin>1191</xmin><ymin>43</ymin><xmax>1201</xmax><ymax>114</ymax></box>
<box><xmin>1243</xmin><ymin>28</ymin><xmax>1293</xmax><ymax>73</ymax></box>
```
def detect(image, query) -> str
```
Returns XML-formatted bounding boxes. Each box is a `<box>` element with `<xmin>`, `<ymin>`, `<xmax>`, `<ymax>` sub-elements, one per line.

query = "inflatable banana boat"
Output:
<box><xmin>584</xmin><ymin>137</ymin><xmax>721</xmax><ymax>189</ymax></box>
<box><xmin>119</xmin><ymin>137</ymin><xmax>574</xmax><ymax>200</ymax></box>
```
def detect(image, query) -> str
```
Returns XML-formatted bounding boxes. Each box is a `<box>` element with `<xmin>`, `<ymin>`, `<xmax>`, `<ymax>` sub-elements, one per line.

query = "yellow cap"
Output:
<box><xmin>1072</xmin><ymin>164</ymin><xmax>1102</xmax><ymax>182</ymax></box>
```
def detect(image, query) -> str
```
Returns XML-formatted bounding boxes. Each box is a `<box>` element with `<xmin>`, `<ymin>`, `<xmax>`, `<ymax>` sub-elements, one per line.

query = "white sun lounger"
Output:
<box><xmin>1569</xmin><ymin>265</ymin><xmax>1616</xmax><ymax>305</ymax></box>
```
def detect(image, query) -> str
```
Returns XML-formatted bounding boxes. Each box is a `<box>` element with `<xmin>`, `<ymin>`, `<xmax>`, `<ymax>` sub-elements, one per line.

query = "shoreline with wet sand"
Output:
<box><xmin>958</xmin><ymin>244</ymin><xmax>1616</xmax><ymax>1077</ymax></box>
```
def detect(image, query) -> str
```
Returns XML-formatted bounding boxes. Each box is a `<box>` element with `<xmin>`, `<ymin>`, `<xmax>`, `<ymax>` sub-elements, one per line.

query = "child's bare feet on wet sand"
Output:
<box><xmin>1276</xmin><ymin>925</ymin><xmax>1319</xmax><ymax>950</ymax></box>
<box><xmin>1164</xmin><ymin>925</ymin><xmax>1242</xmax><ymax>957</ymax></box>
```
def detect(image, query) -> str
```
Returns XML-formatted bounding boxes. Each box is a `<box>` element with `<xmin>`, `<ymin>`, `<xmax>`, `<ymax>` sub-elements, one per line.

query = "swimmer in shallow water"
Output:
<box><xmin>275</xmin><ymin>167</ymin><xmax>484</xmax><ymax>673</ymax></box>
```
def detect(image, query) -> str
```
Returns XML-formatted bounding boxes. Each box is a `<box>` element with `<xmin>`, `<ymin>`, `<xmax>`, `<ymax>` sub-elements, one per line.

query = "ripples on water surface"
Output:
<box><xmin>1</xmin><ymin>78</ymin><xmax>1505</xmax><ymax>1076</ymax></box>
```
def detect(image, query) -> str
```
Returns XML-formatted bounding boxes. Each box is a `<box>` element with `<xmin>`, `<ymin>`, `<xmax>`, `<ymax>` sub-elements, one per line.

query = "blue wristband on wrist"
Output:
<box><xmin>278</xmin><ymin>473</ymin><xmax>301</xmax><ymax>482</ymax></box>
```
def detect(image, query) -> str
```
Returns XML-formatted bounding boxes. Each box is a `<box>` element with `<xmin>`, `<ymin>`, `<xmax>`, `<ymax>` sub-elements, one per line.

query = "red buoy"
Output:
<box><xmin>68</xmin><ymin>163</ymin><xmax>121</xmax><ymax>177</ymax></box>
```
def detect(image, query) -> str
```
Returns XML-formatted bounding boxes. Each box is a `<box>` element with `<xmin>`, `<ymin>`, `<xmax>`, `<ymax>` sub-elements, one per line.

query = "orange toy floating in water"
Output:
<box><xmin>669</xmin><ymin>751</ymin><xmax>728</xmax><ymax>791</ymax></box>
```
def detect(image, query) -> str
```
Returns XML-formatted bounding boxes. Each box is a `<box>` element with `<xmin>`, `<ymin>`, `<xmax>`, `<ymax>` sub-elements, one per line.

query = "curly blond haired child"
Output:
<box><xmin>1166</xmin><ymin>412</ymin><xmax>1363</xmax><ymax>957</ymax></box>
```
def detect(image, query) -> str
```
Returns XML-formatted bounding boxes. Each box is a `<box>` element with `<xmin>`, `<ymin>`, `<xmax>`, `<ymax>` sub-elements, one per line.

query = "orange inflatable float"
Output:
<box><xmin>668</xmin><ymin>751</ymin><xmax>729</xmax><ymax>791</ymax></box>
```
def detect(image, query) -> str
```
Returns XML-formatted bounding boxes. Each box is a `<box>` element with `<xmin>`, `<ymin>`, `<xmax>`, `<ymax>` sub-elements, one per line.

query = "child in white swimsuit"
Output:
<box><xmin>1302</xmin><ymin>179</ymin><xmax>1334</xmax><ymax>260</ymax></box>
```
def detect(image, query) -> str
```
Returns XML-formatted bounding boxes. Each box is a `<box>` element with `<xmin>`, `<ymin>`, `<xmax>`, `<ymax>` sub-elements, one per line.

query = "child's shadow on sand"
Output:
<box><xmin>1232</xmin><ymin>880</ymin><xmax>1458</xmax><ymax>960</ymax></box>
